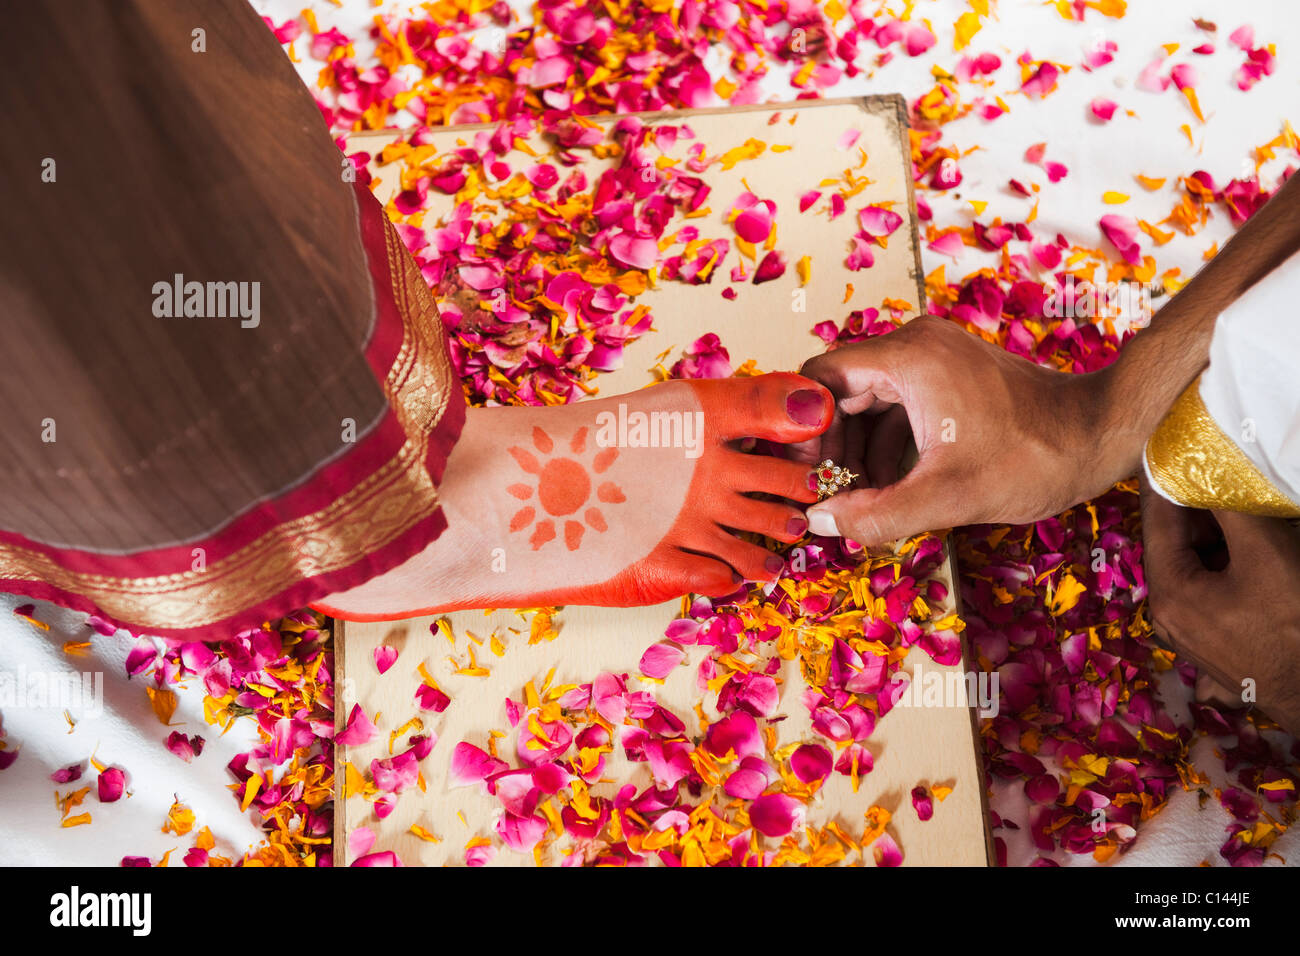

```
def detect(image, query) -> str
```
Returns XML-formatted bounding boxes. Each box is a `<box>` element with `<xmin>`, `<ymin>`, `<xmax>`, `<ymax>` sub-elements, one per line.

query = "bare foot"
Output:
<box><xmin>316</xmin><ymin>372</ymin><xmax>832</xmax><ymax>619</ymax></box>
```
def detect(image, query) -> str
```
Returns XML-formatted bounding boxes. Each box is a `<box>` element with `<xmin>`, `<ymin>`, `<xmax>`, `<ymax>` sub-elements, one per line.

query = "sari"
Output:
<box><xmin>0</xmin><ymin>1</ymin><xmax>464</xmax><ymax>640</ymax></box>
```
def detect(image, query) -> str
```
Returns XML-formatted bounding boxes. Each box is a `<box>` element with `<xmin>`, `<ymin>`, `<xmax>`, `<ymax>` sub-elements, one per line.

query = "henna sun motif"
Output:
<box><xmin>506</xmin><ymin>426</ymin><xmax>625</xmax><ymax>551</ymax></box>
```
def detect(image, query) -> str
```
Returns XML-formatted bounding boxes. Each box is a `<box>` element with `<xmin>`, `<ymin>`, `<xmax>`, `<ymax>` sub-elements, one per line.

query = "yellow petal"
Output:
<box><xmin>163</xmin><ymin>800</ymin><xmax>195</xmax><ymax>836</ymax></box>
<box><xmin>796</xmin><ymin>255</ymin><xmax>812</xmax><ymax>286</ymax></box>
<box><xmin>145</xmin><ymin>686</ymin><xmax>178</xmax><ymax>726</ymax></box>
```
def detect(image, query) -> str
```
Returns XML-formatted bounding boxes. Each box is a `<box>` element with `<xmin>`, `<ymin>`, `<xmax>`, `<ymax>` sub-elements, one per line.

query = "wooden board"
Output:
<box><xmin>336</xmin><ymin>96</ymin><xmax>991</xmax><ymax>866</ymax></box>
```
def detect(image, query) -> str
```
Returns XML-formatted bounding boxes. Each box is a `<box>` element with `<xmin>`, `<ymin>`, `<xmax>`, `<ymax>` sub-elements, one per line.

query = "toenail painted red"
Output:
<box><xmin>786</xmin><ymin>389</ymin><xmax>826</xmax><ymax>426</ymax></box>
<box><xmin>786</xmin><ymin>516</ymin><xmax>808</xmax><ymax>536</ymax></box>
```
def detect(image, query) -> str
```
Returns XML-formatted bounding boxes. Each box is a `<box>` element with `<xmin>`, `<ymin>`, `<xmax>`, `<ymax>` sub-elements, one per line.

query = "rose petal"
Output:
<box><xmin>449</xmin><ymin>742</ymin><xmax>507</xmax><ymax>788</ymax></box>
<box><xmin>98</xmin><ymin>766</ymin><xmax>125</xmax><ymax>802</ymax></box>
<box><xmin>336</xmin><ymin>704</ymin><xmax>378</xmax><ymax>746</ymax></box>
<box><xmin>749</xmin><ymin>793</ymin><xmax>805</xmax><ymax>837</ymax></box>
<box><xmin>639</xmin><ymin>642</ymin><xmax>685</xmax><ymax>679</ymax></box>
<box><xmin>373</xmin><ymin>646</ymin><xmax>398</xmax><ymax>674</ymax></box>
<box><xmin>790</xmin><ymin>743</ymin><xmax>833</xmax><ymax>784</ymax></box>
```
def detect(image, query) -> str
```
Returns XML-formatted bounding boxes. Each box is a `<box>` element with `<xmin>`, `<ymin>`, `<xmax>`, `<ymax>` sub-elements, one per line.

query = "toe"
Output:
<box><xmin>694</xmin><ymin>372</ymin><xmax>834</xmax><ymax>444</ymax></box>
<box><xmin>710</xmin><ymin>526</ymin><xmax>785</xmax><ymax>582</ymax></box>
<box><xmin>724</xmin><ymin>494</ymin><xmax>809</xmax><ymax>543</ymax></box>
<box><xmin>724</xmin><ymin>451</ymin><xmax>820</xmax><ymax>504</ymax></box>
<box><xmin>673</xmin><ymin>550</ymin><xmax>743</xmax><ymax>597</ymax></box>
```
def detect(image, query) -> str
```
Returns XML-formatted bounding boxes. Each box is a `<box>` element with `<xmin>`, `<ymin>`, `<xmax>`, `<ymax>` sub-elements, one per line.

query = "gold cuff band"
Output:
<box><xmin>1144</xmin><ymin>377</ymin><xmax>1300</xmax><ymax>517</ymax></box>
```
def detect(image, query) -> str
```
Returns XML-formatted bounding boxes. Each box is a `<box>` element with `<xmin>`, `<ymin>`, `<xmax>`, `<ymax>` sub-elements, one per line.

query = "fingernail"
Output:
<box><xmin>786</xmin><ymin>389</ymin><xmax>825</xmax><ymax>426</ymax></box>
<box><xmin>764</xmin><ymin>555</ymin><xmax>785</xmax><ymax>575</ymax></box>
<box><xmin>807</xmin><ymin>509</ymin><xmax>840</xmax><ymax>537</ymax></box>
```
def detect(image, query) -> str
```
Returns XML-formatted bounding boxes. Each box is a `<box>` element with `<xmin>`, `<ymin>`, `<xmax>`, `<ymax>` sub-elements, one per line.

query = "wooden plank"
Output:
<box><xmin>335</xmin><ymin>96</ymin><xmax>990</xmax><ymax>866</ymax></box>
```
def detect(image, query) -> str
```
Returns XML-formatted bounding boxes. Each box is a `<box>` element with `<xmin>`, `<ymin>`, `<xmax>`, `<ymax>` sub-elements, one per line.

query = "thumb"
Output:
<box><xmin>1138</xmin><ymin>477</ymin><xmax>1211</xmax><ymax>585</ymax></box>
<box><xmin>805</xmin><ymin>461</ymin><xmax>957</xmax><ymax>546</ymax></box>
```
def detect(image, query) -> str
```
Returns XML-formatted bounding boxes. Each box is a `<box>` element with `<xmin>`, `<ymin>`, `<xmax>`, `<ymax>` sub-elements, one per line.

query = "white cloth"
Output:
<box><xmin>0</xmin><ymin>595</ymin><xmax>263</xmax><ymax>866</ymax></box>
<box><xmin>1200</xmin><ymin>247</ymin><xmax>1300</xmax><ymax>504</ymax></box>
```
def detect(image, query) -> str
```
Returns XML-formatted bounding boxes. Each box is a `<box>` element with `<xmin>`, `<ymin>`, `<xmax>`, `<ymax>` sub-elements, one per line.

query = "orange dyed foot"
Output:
<box><xmin>507</xmin><ymin>426</ymin><xmax>619</xmax><ymax>552</ymax></box>
<box><xmin>316</xmin><ymin>372</ymin><xmax>833</xmax><ymax>620</ymax></box>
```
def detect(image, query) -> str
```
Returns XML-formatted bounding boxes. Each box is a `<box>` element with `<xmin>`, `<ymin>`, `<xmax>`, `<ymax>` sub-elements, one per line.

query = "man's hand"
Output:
<box><xmin>1140</xmin><ymin>479</ymin><xmax>1300</xmax><ymax>735</ymax></box>
<box><xmin>790</xmin><ymin>176</ymin><xmax>1300</xmax><ymax>547</ymax></box>
<box><xmin>791</xmin><ymin>316</ymin><xmax>1115</xmax><ymax>544</ymax></box>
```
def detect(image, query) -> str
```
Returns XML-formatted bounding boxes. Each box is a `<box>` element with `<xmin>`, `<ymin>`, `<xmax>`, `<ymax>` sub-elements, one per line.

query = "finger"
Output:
<box><xmin>726</xmin><ymin>451</ymin><xmax>820</xmax><ymax>503</ymax></box>
<box><xmin>708</xmin><ymin>526</ymin><xmax>785</xmax><ymax>581</ymax></box>
<box><xmin>1212</xmin><ymin>508</ymin><xmax>1300</xmax><ymax>559</ymax></box>
<box><xmin>1138</xmin><ymin>478</ymin><xmax>1211</xmax><ymax>586</ymax></box>
<box><xmin>864</xmin><ymin>403</ymin><xmax>911</xmax><ymax>488</ymax></box>
<box><xmin>1194</xmin><ymin>672</ymin><xmax>1243</xmax><ymax>709</ymax></box>
<box><xmin>694</xmin><ymin>372</ymin><xmax>834</xmax><ymax>444</ymax></box>
<box><xmin>672</xmin><ymin>550</ymin><xmax>744</xmax><ymax>598</ymax></box>
<box><xmin>840</xmin><ymin>410</ymin><xmax>867</xmax><ymax>486</ymax></box>
<box><xmin>805</xmin><ymin>459</ymin><xmax>961</xmax><ymax>546</ymax></box>
<box><xmin>798</xmin><ymin>342</ymin><xmax>906</xmax><ymax>416</ymax></box>
<box><xmin>788</xmin><ymin>403</ymin><xmax>845</xmax><ymax>466</ymax></box>
<box><xmin>723</xmin><ymin>494</ymin><xmax>809</xmax><ymax>543</ymax></box>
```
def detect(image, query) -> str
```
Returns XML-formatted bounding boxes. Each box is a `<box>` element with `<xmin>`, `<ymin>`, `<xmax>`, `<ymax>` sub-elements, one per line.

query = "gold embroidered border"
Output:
<box><xmin>0</xmin><ymin>215</ymin><xmax>456</xmax><ymax>630</ymax></box>
<box><xmin>1145</xmin><ymin>377</ymin><xmax>1300</xmax><ymax>518</ymax></box>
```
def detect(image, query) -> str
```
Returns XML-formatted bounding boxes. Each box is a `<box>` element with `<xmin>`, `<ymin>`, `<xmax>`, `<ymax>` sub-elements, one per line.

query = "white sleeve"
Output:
<box><xmin>1198</xmin><ymin>246</ymin><xmax>1300</xmax><ymax>504</ymax></box>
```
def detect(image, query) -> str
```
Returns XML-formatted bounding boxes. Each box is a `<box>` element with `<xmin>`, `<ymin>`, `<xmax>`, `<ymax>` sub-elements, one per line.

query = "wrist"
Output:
<box><xmin>1081</xmin><ymin>362</ymin><xmax>1146</xmax><ymax>486</ymax></box>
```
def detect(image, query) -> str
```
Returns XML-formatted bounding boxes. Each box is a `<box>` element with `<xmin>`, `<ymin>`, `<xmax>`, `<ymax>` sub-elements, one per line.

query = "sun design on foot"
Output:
<box><xmin>505</xmin><ymin>426</ymin><xmax>624</xmax><ymax>551</ymax></box>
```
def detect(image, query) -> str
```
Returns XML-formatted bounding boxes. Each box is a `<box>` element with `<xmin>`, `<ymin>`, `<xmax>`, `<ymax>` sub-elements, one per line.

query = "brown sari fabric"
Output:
<box><xmin>0</xmin><ymin>1</ymin><xmax>464</xmax><ymax>639</ymax></box>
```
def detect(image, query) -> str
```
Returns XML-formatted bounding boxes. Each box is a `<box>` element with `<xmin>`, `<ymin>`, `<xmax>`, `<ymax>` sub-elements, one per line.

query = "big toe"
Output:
<box><xmin>694</xmin><ymin>371</ymin><xmax>834</xmax><ymax>444</ymax></box>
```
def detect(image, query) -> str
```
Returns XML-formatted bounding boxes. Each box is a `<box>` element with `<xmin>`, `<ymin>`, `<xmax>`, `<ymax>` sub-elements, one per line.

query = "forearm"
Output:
<box><xmin>1088</xmin><ymin>171</ymin><xmax>1300</xmax><ymax>488</ymax></box>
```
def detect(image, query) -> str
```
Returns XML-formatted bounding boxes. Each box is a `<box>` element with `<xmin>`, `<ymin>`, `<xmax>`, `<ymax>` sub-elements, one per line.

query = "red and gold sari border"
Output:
<box><xmin>0</xmin><ymin>183</ymin><xmax>466</xmax><ymax>639</ymax></box>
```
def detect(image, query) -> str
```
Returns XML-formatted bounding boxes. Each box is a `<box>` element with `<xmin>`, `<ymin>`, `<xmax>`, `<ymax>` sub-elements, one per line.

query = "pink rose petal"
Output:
<box><xmin>608</xmin><ymin>232</ymin><xmax>658</xmax><ymax>270</ymax></box>
<box><xmin>1099</xmin><ymin>214</ymin><xmax>1142</xmax><ymax>265</ymax></box>
<box><xmin>858</xmin><ymin>205</ymin><xmax>903</xmax><ymax>237</ymax></box>
<box><xmin>705</xmin><ymin>711</ymin><xmax>763</xmax><ymax>760</ymax></box>
<box><xmin>98</xmin><ymin>766</ymin><xmax>125</xmax><ymax>802</ymax></box>
<box><xmin>790</xmin><ymin>743</ymin><xmax>833</xmax><ymax>784</ymax></box>
<box><xmin>639</xmin><ymin>642</ymin><xmax>685</xmax><ymax>679</ymax></box>
<box><xmin>373</xmin><ymin>645</ymin><xmax>398</xmax><ymax>674</ymax></box>
<box><xmin>872</xmin><ymin>832</ymin><xmax>903</xmax><ymax>866</ymax></box>
<box><xmin>1089</xmin><ymin>97</ymin><xmax>1117</xmax><ymax>121</ymax></box>
<box><xmin>449</xmin><ymin>742</ymin><xmax>507</xmax><ymax>788</ymax></box>
<box><xmin>911</xmin><ymin>785</ymin><xmax>934</xmax><ymax>821</ymax></box>
<box><xmin>749</xmin><ymin>793</ymin><xmax>805</xmax><ymax>837</ymax></box>
<box><xmin>336</xmin><ymin>704</ymin><xmax>378</xmax><ymax>746</ymax></box>
<box><xmin>752</xmin><ymin>250</ymin><xmax>786</xmax><ymax>284</ymax></box>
